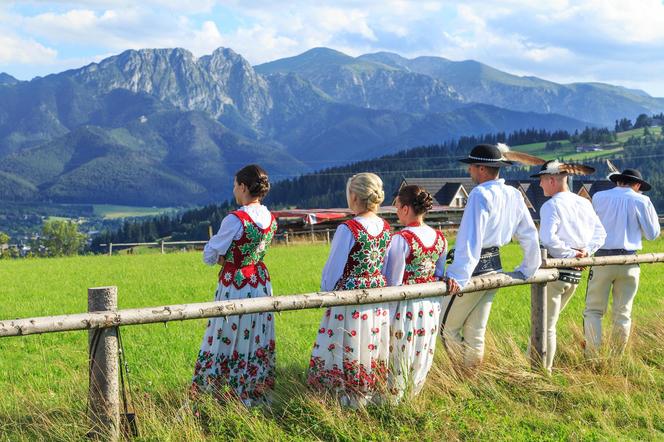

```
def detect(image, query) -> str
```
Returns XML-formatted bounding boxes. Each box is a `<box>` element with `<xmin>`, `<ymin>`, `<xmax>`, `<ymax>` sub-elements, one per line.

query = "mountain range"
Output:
<box><xmin>1</xmin><ymin>46</ymin><xmax>662</xmax><ymax>206</ymax></box>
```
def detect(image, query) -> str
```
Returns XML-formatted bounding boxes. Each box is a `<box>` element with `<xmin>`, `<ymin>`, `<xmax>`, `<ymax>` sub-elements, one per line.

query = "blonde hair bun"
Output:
<box><xmin>347</xmin><ymin>172</ymin><xmax>385</xmax><ymax>212</ymax></box>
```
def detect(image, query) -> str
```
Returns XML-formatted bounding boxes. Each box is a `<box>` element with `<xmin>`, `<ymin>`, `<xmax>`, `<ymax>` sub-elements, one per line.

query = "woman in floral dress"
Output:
<box><xmin>192</xmin><ymin>164</ymin><xmax>277</xmax><ymax>407</ymax></box>
<box><xmin>382</xmin><ymin>185</ymin><xmax>447</xmax><ymax>401</ymax></box>
<box><xmin>307</xmin><ymin>172</ymin><xmax>392</xmax><ymax>407</ymax></box>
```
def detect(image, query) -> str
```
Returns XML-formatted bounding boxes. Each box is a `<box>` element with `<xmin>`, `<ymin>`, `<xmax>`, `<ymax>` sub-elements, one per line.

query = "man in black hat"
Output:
<box><xmin>441</xmin><ymin>144</ymin><xmax>541</xmax><ymax>369</ymax></box>
<box><xmin>532</xmin><ymin>160</ymin><xmax>606</xmax><ymax>373</ymax></box>
<box><xmin>584</xmin><ymin>168</ymin><xmax>660</xmax><ymax>356</ymax></box>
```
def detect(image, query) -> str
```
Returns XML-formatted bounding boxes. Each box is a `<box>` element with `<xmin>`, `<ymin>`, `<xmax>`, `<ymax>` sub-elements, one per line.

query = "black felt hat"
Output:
<box><xmin>459</xmin><ymin>144</ymin><xmax>513</xmax><ymax>167</ymax></box>
<box><xmin>609</xmin><ymin>168</ymin><xmax>652</xmax><ymax>192</ymax></box>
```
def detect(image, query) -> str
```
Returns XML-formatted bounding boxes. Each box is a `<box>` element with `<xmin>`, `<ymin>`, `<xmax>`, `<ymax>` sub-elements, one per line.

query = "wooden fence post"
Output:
<box><xmin>326</xmin><ymin>230</ymin><xmax>331</xmax><ymax>245</ymax></box>
<box><xmin>310</xmin><ymin>225</ymin><xmax>315</xmax><ymax>243</ymax></box>
<box><xmin>285</xmin><ymin>232</ymin><xmax>289</xmax><ymax>246</ymax></box>
<box><xmin>108</xmin><ymin>243</ymin><xmax>113</xmax><ymax>257</ymax></box>
<box><xmin>530</xmin><ymin>249</ymin><xmax>548</xmax><ymax>371</ymax></box>
<box><xmin>88</xmin><ymin>286</ymin><xmax>120</xmax><ymax>441</ymax></box>
<box><xmin>160</xmin><ymin>240</ymin><xmax>165</xmax><ymax>254</ymax></box>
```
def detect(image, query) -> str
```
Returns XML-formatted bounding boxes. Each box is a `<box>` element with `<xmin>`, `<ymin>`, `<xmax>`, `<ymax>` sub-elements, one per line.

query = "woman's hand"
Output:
<box><xmin>217</xmin><ymin>256</ymin><xmax>226</xmax><ymax>279</ymax></box>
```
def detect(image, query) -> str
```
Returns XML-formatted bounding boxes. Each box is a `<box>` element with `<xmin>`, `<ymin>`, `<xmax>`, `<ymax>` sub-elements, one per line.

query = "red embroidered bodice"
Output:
<box><xmin>219</xmin><ymin>210</ymin><xmax>277</xmax><ymax>289</ymax></box>
<box><xmin>397</xmin><ymin>229</ymin><xmax>447</xmax><ymax>285</ymax></box>
<box><xmin>335</xmin><ymin>219</ymin><xmax>391</xmax><ymax>290</ymax></box>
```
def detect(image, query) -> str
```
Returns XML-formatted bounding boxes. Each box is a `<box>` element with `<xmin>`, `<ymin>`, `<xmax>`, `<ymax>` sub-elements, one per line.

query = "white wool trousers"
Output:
<box><xmin>439</xmin><ymin>287</ymin><xmax>497</xmax><ymax>368</ymax></box>
<box><xmin>583</xmin><ymin>264</ymin><xmax>640</xmax><ymax>355</ymax></box>
<box><xmin>544</xmin><ymin>280</ymin><xmax>579</xmax><ymax>372</ymax></box>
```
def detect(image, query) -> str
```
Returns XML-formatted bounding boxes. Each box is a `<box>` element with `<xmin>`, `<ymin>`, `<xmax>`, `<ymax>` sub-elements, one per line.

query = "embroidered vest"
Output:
<box><xmin>219</xmin><ymin>210</ymin><xmax>277</xmax><ymax>289</ymax></box>
<box><xmin>397</xmin><ymin>229</ymin><xmax>447</xmax><ymax>285</ymax></box>
<box><xmin>335</xmin><ymin>219</ymin><xmax>391</xmax><ymax>290</ymax></box>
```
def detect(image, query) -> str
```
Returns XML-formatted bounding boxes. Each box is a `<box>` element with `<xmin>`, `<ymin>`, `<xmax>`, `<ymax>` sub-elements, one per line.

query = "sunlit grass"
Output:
<box><xmin>0</xmin><ymin>239</ymin><xmax>663</xmax><ymax>440</ymax></box>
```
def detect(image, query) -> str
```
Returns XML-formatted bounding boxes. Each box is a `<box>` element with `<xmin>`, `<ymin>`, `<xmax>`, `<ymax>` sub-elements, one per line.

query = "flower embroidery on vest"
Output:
<box><xmin>334</xmin><ymin>219</ymin><xmax>391</xmax><ymax>291</ymax></box>
<box><xmin>398</xmin><ymin>229</ymin><xmax>447</xmax><ymax>285</ymax></box>
<box><xmin>219</xmin><ymin>210</ymin><xmax>277</xmax><ymax>289</ymax></box>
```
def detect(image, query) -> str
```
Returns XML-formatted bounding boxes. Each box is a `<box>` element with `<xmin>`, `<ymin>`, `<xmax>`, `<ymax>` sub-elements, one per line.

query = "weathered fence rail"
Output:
<box><xmin>542</xmin><ymin>252</ymin><xmax>664</xmax><ymax>268</ymax></box>
<box><xmin>2</xmin><ymin>252</ymin><xmax>664</xmax><ymax>441</ymax></box>
<box><xmin>0</xmin><ymin>269</ymin><xmax>558</xmax><ymax>338</ymax></box>
<box><xmin>99</xmin><ymin>240</ymin><xmax>208</xmax><ymax>255</ymax></box>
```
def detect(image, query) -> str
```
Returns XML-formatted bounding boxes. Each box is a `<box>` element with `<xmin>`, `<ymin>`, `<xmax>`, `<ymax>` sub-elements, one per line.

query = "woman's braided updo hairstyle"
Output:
<box><xmin>346</xmin><ymin>172</ymin><xmax>385</xmax><ymax>212</ymax></box>
<box><xmin>398</xmin><ymin>184</ymin><xmax>433</xmax><ymax>215</ymax></box>
<box><xmin>236</xmin><ymin>164</ymin><xmax>270</xmax><ymax>200</ymax></box>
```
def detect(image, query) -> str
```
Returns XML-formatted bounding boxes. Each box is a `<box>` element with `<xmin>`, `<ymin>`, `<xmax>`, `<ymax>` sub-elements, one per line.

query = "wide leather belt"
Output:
<box><xmin>594</xmin><ymin>249</ymin><xmax>637</xmax><ymax>257</ymax></box>
<box><xmin>558</xmin><ymin>267</ymin><xmax>582</xmax><ymax>284</ymax></box>
<box><xmin>472</xmin><ymin>247</ymin><xmax>502</xmax><ymax>276</ymax></box>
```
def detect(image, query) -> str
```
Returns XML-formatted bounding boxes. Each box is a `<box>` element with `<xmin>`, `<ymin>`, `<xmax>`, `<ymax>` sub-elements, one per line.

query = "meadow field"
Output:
<box><xmin>513</xmin><ymin>126</ymin><xmax>662</xmax><ymax>163</ymax></box>
<box><xmin>1</xmin><ymin>240</ymin><xmax>663</xmax><ymax>441</ymax></box>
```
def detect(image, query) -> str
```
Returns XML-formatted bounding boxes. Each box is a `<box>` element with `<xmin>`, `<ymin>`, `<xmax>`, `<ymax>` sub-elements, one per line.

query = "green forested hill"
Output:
<box><xmin>91</xmin><ymin>124</ymin><xmax>664</xmax><ymax>250</ymax></box>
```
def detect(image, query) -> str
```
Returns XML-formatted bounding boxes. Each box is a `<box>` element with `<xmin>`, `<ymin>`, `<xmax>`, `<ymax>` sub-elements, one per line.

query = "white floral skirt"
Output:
<box><xmin>388</xmin><ymin>297</ymin><xmax>442</xmax><ymax>400</ymax></box>
<box><xmin>192</xmin><ymin>281</ymin><xmax>275</xmax><ymax>405</ymax></box>
<box><xmin>307</xmin><ymin>303</ymin><xmax>390</xmax><ymax>400</ymax></box>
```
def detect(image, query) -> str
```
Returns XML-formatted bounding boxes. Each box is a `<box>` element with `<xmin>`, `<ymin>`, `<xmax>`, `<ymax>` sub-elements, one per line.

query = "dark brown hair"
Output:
<box><xmin>236</xmin><ymin>164</ymin><xmax>270</xmax><ymax>199</ymax></box>
<box><xmin>398</xmin><ymin>185</ymin><xmax>433</xmax><ymax>215</ymax></box>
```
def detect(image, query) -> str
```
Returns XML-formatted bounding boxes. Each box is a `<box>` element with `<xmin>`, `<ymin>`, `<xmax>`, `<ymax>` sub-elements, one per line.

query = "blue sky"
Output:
<box><xmin>2</xmin><ymin>0</ymin><xmax>664</xmax><ymax>96</ymax></box>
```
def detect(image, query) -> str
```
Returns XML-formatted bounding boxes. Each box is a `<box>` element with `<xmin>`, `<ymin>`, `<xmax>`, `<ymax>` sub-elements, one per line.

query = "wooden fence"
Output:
<box><xmin>1</xmin><ymin>252</ymin><xmax>664</xmax><ymax>440</ymax></box>
<box><xmin>100</xmin><ymin>222</ymin><xmax>460</xmax><ymax>254</ymax></box>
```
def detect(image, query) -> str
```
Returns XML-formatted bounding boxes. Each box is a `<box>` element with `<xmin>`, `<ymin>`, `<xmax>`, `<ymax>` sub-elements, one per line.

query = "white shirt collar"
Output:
<box><xmin>478</xmin><ymin>178</ymin><xmax>504</xmax><ymax>188</ymax></box>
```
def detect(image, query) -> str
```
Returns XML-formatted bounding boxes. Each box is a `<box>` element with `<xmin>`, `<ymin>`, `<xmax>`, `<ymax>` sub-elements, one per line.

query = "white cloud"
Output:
<box><xmin>0</xmin><ymin>35</ymin><xmax>57</xmax><ymax>64</ymax></box>
<box><xmin>2</xmin><ymin>0</ymin><xmax>664</xmax><ymax>95</ymax></box>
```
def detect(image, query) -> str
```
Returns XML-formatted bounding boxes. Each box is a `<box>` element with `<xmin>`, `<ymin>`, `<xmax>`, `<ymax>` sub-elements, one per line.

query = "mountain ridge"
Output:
<box><xmin>0</xmin><ymin>46</ymin><xmax>644</xmax><ymax>206</ymax></box>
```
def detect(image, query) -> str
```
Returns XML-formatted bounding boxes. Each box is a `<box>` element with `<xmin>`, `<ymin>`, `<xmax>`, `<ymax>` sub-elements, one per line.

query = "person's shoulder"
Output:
<box><xmin>468</xmin><ymin>184</ymin><xmax>491</xmax><ymax>202</ymax></box>
<box><xmin>496</xmin><ymin>180</ymin><xmax>522</xmax><ymax>199</ymax></box>
<box><xmin>566</xmin><ymin>191</ymin><xmax>591</xmax><ymax>205</ymax></box>
<box><xmin>224</xmin><ymin>210</ymin><xmax>245</xmax><ymax>222</ymax></box>
<box><xmin>616</xmin><ymin>188</ymin><xmax>652</xmax><ymax>205</ymax></box>
<box><xmin>632</xmin><ymin>192</ymin><xmax>654</xmax><ymax>207</ymax></box>
<box><xmin>591</xmin><ymin>188</ymin><xmax>614</xmax><ymax>204</ymax></box>
<box><xmin>540</xmin><ymin>197</ymin><xmax>556</xmax><ymax>212</ymax></box>
<box><xmin>593</xmin><ymin>187</ymin><xmax>612</xmax><ymax>197</ymax></box>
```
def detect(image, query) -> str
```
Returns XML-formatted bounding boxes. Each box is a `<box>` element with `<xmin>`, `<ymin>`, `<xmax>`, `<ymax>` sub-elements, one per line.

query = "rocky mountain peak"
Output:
<box><xmin>0</xmin><ymin>73</ymin><xmax>19</xmax><ymax>86</ymax></box>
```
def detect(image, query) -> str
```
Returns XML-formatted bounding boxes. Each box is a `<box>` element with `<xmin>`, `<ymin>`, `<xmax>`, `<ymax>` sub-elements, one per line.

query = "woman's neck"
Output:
<box><xmin>404</xmin><ymin>217</ymin><xmax>425</xmax><ymax>227</ymax></box>
<box><xmin>241</xmin><ymin>199</ymin><xmax>261</xmax><ymax>207</ymax></box>
<box><xmin>356</xmin><ymin>210</ymin><xmax>376</xmax><ymax>218</ymax></box>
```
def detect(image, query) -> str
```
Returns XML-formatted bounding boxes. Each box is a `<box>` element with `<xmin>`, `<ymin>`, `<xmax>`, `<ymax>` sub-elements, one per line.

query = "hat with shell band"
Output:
<box><xmin>458</xmin><ymin>144</ymin><xmax>513</xmax><ymax>167</ymax></box>
<box><xmin>530</xmin><ymin>160</ymin><xmax>596</xmax><ymax>177</ymax></box>
<box><xmin>608</xmin><ymin>168</ymin><xmax>652</xmax><ymax>192</ymax></box>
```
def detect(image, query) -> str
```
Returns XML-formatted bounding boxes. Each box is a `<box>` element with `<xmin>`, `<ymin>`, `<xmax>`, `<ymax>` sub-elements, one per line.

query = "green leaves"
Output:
<box><xmin>40</xmin><ymin>220</ymin><xmax>86</xmax><ymax>257</ymax></box>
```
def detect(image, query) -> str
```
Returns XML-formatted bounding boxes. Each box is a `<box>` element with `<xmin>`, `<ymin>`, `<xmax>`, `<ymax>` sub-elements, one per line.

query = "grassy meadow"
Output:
<box><xmin>92</xmin><ymin>205</ymin><xmax>177</xmax><ymax>220</ymax></box>
<box><xmin>1</xmin><ymin>239</ymin><xmax>663</xmax><ymax>441</ymax></box>
<box><xmin>512</xmin><ymin>126</ymin><xmax>662</xmax><ymax>163</ymax></box>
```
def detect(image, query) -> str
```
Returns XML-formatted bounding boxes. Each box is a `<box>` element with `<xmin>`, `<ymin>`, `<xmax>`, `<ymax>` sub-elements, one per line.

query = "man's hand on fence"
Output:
<box><xmin>445</xmin><ymin>277</ymin><xmax>461</xmax><ymax>295</ymax></box>
<box><xmin>573</xmin><ymin>248</ymin><xmax>588</xmax><ymax>271</ymax></box>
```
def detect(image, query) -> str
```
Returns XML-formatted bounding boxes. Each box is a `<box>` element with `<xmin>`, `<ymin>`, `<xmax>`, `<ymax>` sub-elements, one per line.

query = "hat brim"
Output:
<box><xmin>609</xmin><ymin>173</ymin><xmax>652</xmax><ymax>191</ymax></box>
<box><xmin>459</xmin><ymin>158</ymin><xmax>513</xmax><ymax>167</ymax></box>
<box><xmin>530</xmin><ymin>171</ymin><xmax>568</xmax><ymax>178</ymax></box>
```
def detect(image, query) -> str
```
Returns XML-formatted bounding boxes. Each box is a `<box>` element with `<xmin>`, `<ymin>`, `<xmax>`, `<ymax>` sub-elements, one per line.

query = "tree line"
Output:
<box><xmin>89</xmin><ymin>127</ymin><xmax>574</xmax><ymax>250</ymax></box>
<box><xmin>6</xmin><ymin>118</ymin><xmax>664</xmax><ymax>256</ymax></box>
